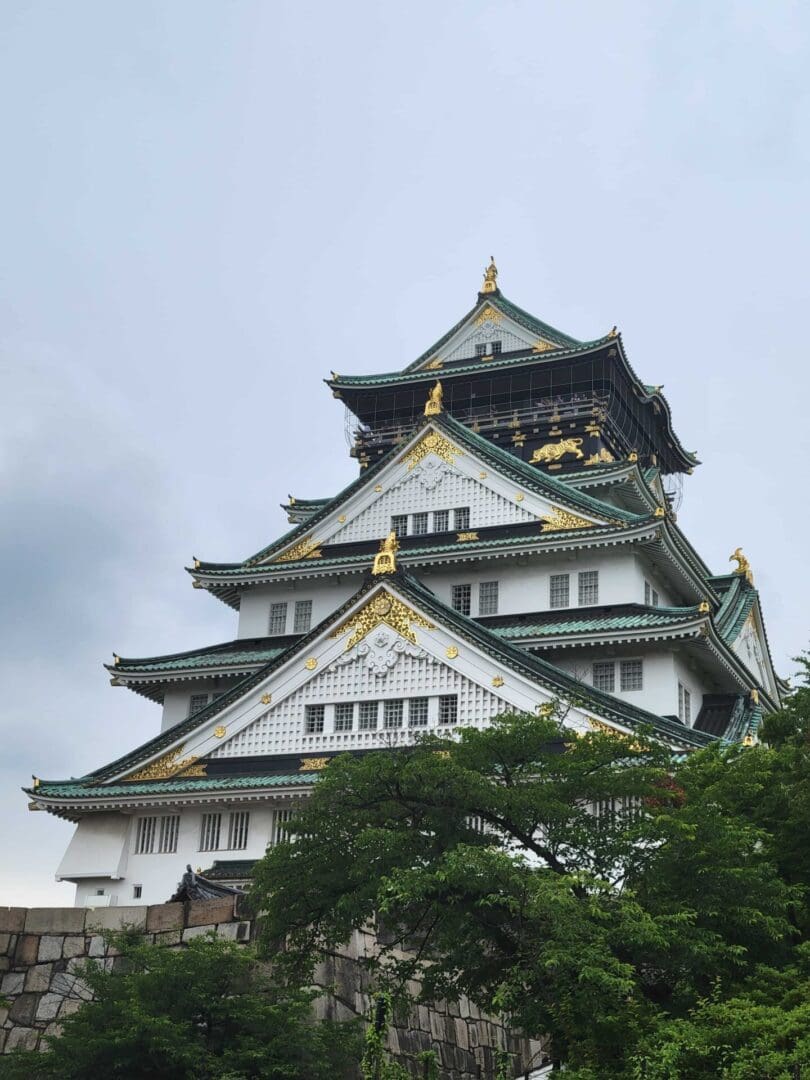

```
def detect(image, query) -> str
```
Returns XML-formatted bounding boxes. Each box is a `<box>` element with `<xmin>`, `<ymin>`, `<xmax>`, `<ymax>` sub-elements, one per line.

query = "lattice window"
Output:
<box><xmin>479</xmin><ymin>581</ymin><xmax>499</xmax><ymax>616</ymax></box>
<box><xmin>334</xmin><ymin>702</ymin><xmax>354</xmax><ymax>732</ymax></box>
<box><xmin>391</xmin><ymin>514</ymin><xmax>408</xmax><ymax>537</ymax></box>
<box><xmin>451</xmin><ymin>584</ymin><xmax>472</xmax><ymax>616</ymax></box>
<box><xmin>189</xmin><ymin>693</ymin><xmax>209</xmax><ymax>716</ymax></box>
<box><xmin>475</xmin><ymin>343</ymin><xmax>487</xmax><ymax>357</ymax></box>
<box><xmin>438</xmin><ymin>695</ymin><xmax>458</xmax><ymax>725</ymax></box>
<box><xmin>491</xmin><ymin>340</ymin><xmax>502</xmax><ymax>355</ymax></box>
<box><xmin>550</xmin><ymin>574</ymin><xmax>570</xmax><ymax>609</ymax></box>
<box><xmin>592</xmin><ymin>662</ymin><xmax>615</xmax><ymax>692</ymax></box>
<box><xmin>412</xmin><ymin>512</ymin><xmax>428</xmax><ymax>536</ymax></box>
<box><xmin>158</xmin><ymin>815</ymin><xmax>179</xmax><ymax>854</ymax></box>
<box><xmin>358</xmin><ymin>700</ymin><xmax>379</xmax><ymax>731</ymax></box>
<box><xmin>304</xmin><ymin>704</ymin><xmax>325</xmax><ymax>734</ymax></box>
<box><xmin>408</xmin><ymin>697</ymin><xmax>429</xmax><ymax>727</ymax></box>
<box><xmin>678</xmin><ymin>683</ymin><xmax>691</xmax><ymax>724</ymax></box>
<box><xmin>453</xmin><ymin>507</ymin><xmax>470</xmax><ymax>530</ymax></box>
<box><xmin>227</xmin><ymin>811</ymin><xmax>250</xmax><ymax>850</ymax></box>
<box><xmin>620</xmin><ymin>660</ymin><xmax>643</xmax><ymax>691</ymax></box>
<box><xmin>268</xmin><ymin>602</ymin><xmax>287</xmax><ymax>635</ymax></box>
<box><xmin>433</xmin><ymin>509</ymin><xmax>449</xmax><ymax>532</ymax></box>
<box><xmin>293</xmin><ymin>600</ymin><xmax>312</xmax><ymax>634</ymax></box>
<box><xmin>384</xmin><ymin>699</ymin><xmax>404</xmax><ymax>729</ymax></box>
<box><xmin>199</xmin><ymin>813</ymin><xmax>221</xmax><ymax>852</ymax></box>
<box><xmin>135</xmin><ymin>817</ymin><xmax>157</xmax><ymax>855</ymax></box>
<box><xmin>578</xmin><ymin>570</ymin><xmax>599</xmax><ymax>606</ymax></box>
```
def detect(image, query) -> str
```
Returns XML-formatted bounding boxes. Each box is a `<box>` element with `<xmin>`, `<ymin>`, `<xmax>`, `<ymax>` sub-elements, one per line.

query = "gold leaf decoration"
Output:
<box><xmin>532</xmin><ymin>339</ymin><xmax>555</xmax><ymax>352</ymax></box>
<box><xmin>400</xmin><ymin>432</ymin><xmax>462</xmax><ymax>472</ymax></box>
<box><xmin>446</xmin><ymin>646</ymin><xmax>459</xmax><ymax>659</ymax></box>
<box><xmin>214</xmin><ymin>725</ymin><xmax>226</xmax><ymax>738</ymax></box>
<box><xmin>584</xmin><ymin>449</ymin><xmax>615</xmax><ymax>466</ymax></box>
<box><xmin>305</xmin><ymin>658</ymin><xmax>318</xmax><ymax>670</ymax></box>
<box><xmin>330</xmin><ymin>590</ymin><xmax>436</xmax><ymax>650</ymax></box>
<box><xmin>124</xmin><ymin>745</ymin><xmax>204</xmax><ymax>782</ymax></box>
<box><xmin>274</xmin><ymin>534</ymin><xmax>323</xmax><ymax>563</ymax></box>
<box><xmin>530</xmin><ymin>438</ymin><xmax>585</xmax><ymax>464</ymax></box>
<box><xmin>540</xmin><ymin>508</ymin><xmax>595</xmax><ymax>532</ymax></box>
<box><xmin>457</xmin><ymin>531</ymin><xmax>479</xmax><ymax>542</ymax></box>
<box><xmin>492</xmin><ymin>675</ymin><xmax>504</xmax><ymax>688</ymax></box>
<box><xmin>474</xmin><ymin>304</ymin><xmax>502</xmax><ymax>326</ymax></box>
<box><xmin>299</xmin><ymin>757</ymin><xmax>329</xmax><ymax>771</ymax></box>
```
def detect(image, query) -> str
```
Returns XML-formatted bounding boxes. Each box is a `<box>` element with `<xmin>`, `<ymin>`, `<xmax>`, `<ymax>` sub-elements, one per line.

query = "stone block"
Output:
<box><xmin>0</xmin><ymin>907</ymin><xmax>26</xmax><ymax>934</ymax></box>
<box><xmin>0</xmin><ymin>932</ymin><xmax>11</xmax><ymax>954</ymax></box>
<box><xmin>38</xmin><ymin>935</ymin><xmax>63</xmax><ymax>962</ymax></box>
<box><xmin>59</xmin><ymin>998</ymin><xmax>84</xmax><ymax>1018</ymax></box>
<box><xmin>181</xmin><ymin>924</ymin><xmax>215</xmax><ymax>942</ymax></box>
<box><xmin>62</xmin><ymin>935</ymin><xmax>86</xmax><ymax>959</ymax></box>
<box><xmin>0</xmin><ymin>1029</ymin><xmax>5</xmax><ymax>1053</ymax></box>
<box><xmin>15</xmin><ymin>933</ymin><xmax>40</xmax><ymax>965</ymax></box>
<box><xmin>88</xmin><ymin>935</ymin><xmax>106</xmax><ymax>958</ymax></box>
<box><xmin>43</xmin><ymin>1021</ymin><xmax>64</xmax><ymax>1043</ymax></box>
<box><xmin>153</xmin><ymin>929</ymin><xmax>182</xmax><ymax>947</ymax></box>
<box><xmin>1</xmin><ymin>971</ymin><xmax>25</xmax><ymax>995</ymax></box>
<box><xmin>86</xmin><ymin>905</ymin><xmax>147</xmax><ymax>933</ymax></box>
<box><xmin>9</xmin><ymin>992</ymin><xmax>40</xmax><ymax>1024</ymax></box>
<box><xmin>51</xmin><ymin>971</ymin><xmax>91</xmax><ymax>999</ymax></box>
<box><xmin>186</xmin><ymin>898</ymin><xmax>236</xmax><ymax>927</ymax></box>
<box><xmin>0</xmin><ymin>957</ymin><xmax>9</xmax><ymax>972</ymax></box>
<box><xmin>6</xmin><ymin>1026</ymin><xmax>39</xmax><ymax>1052</ymax></box>
<box><xmin>453</xmin><ymin>1018</ymin><xmax>469</xmax><ymax>1050</ymax></box>
<box><xmin>24</xmin><ymin>963</ymin><xmax>53</xmax><ymax>992</ymax></box>
<box><xmin>145</xmin><ymin>902</ymin><xmax>184</xmax><ymax>932</ymax></box>
<box><xmin>37</xmin><ymin>993</ymin><xmax>63</xmax><ymax>1021</ymax></box>
<box><xmin>25</xmin><ymin>907</ymin><xmax>85</xmax><ymax>935</ymax></box>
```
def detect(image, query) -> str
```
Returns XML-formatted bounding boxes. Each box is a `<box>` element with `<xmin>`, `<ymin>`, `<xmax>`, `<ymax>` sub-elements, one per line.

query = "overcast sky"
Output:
<box><xmin>1</xmin><ymin>1</ymin><xmax>808</xmax><ymax>907</ymax></box>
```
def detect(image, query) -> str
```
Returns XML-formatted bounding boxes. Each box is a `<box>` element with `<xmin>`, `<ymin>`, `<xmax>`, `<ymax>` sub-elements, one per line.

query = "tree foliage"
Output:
<box><xmin>251</xmin><ymin>673</ymin><xmax>810</xmax><ymax>1074</ymax></box>
<box><xmin>0</xmin><ymin>933</ymin><xmax>360</xmax><ymax>1080</ymax></box>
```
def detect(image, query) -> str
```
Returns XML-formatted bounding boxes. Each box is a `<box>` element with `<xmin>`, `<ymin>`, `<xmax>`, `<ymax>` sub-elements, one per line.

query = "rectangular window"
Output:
<box><xmin>268</xmin><ymin>602</ymin><xmax>287</xmax><ymax>635</ymax></box>
<box><xmin>620</xmin><ymin>660</ymin><xmax>643</xmax><ymax>692</ymax></box>
<box><xmin>475</xmin><ymin>343</ymin><xmax>487</xmax><ymax>357</ymax></box>
<box><xmin>592</xmin><ymin>661</ymin><xmax>615</xmax><ymax>692</ymax></box>
<box><xmin>433</xmin><ymin>509</ymin><xmax>449</xmax><ymax>532</ymax></box>
<box><xmin>408</xmin><ymin>697</ymin><xmax>429</xmax><ymax>727</ymax></box>
<box><xmin>644</xmin><ymin>580</ymin><xmax>651</xmax><ymax>606</ymax></box>
<box><xmin>334</xmin><ymin>702</ymin><xmax>354</xmax><ymax>732</ymax></box>
<box><xmin>391</xmin><ymin>514</ymin><xmax>408</xmax><ymax>537</ymax></box>
<box><xmin>135</xmin><ymin>817</ymin><xmax>157</xmax><ymax>855</ymax></box>
<box><xmin>189</xmin><ymin>693</ymin><xmax>209</xmax><ymax>716</ymax></box>
<box><xmin>412</xmin><ymin>512</ymin><xmax>428</xmax><ymax>536</ymax></box>
<box><xmin>479</xmin><ymin>581</ymin><xmax>499</xmax><ymax>616</ymax></box>
<box><xmin>652</xmin><ymin>589</ymin><xmax>659</xmax><ymax>607</ymax></box>
<box><xmin>199</xmin><ymin>813</ymin><xmax>221</xmax><ymax>852</ymax></box>
<box><xmin>304</xmin><ymin>704</ymin><xmax>325</xmax><ymax>734</ymax></box>
<box><xmin>227</xmin><ymin>811</ymin><xmax>250</xmax><ymax>850</ymax></box>
<box><xmin>293</xmin><ymin>599</ymin><xmax>312</xmax><ymax>634</ymax></box>
<box><xmin>272</xmin><ymin>808</ymin><xmax>296</xmax><ymax>846</ymax></box>
<box><xmin>358</xmin><ymin>701</ymin><xmax>378</xmax><ymax>731</ymax></box>
<box><xmin>438</xmin><ymin>695</ymin><xmax>458</xmax><ymax>726</ymax></box>
<box><xmin>578</xmin><ymin>570</ymin><xmax>599</xmax><ymax>606</ymax></box>
<box><xmin>383</xmin><ymin>699</ymin><xmax>404</xmax><ymax>729</ymax></box>
<box><xmin>451</xmin><ymin>584</ymin><xmax>472</xmax><ymax>616</ymax></box>
<box><xmin>158</xmin><ymin>815</ymin><xmax>179</xmax><ymax>854</ymax></box>
<box><xmin>549</xmin><ymin>573</ymin><xmax>570</xmax><ymax>609</ymax></box>
<box><xmin>132</xmin><ymin>885</ymin><xmax>142</xmax><ymax>899</ymax></box>
<box><xmin>491</xmin><ymin>340</ymin><xmax>502</xmax><ymax>355</ymax></box>
<box><xmin>678</xmin><ymin>683</ymin><xmax>692</xmax><ymax>724</ymax></box>
<box><xmin>453</xmin><ymin>507</ymin><xmax>470</xmax><ymax>530</ymax></box>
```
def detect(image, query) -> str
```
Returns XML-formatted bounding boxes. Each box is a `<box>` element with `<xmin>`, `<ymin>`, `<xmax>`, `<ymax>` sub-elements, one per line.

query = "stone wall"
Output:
<box><xmin>0</xmin><ymin>904</ymin><xmax>547</xmax><ymax>1077</ymax></box>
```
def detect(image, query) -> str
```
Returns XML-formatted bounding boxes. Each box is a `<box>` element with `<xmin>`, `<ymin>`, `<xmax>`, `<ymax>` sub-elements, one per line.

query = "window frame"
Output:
<box><xmin>549</xmin><ymin>573</ymin><xmax>570</xmax><ymax>610</ymax></box>
<box><xmin>391</xmin><ymin>514</ymin><xmax>408</xmax><ymax>538</ymax></box>
<box><xmin>408</xmin><ymin>697</ymin><xmax>429</xmax><ymax>727</ymax></box>
<box><xmin>293</xmin><ymin>599</ymin><xmax>313</xmax><ymax>634</ymax></box>
<box><xmin>592</xmin><ymin>661</ymin><xmax>616</xmax><ymax>692</ymax></box>
<box><xmin>268</xmin><ymin>601</ymin><xmax>288</xmax><ymax>635</ymax></box>
<box><xmin>411</xmin><ymin>512</ymin><xmax>428</xmax><ymax>536</ymax></box>
<box><xmin>432</xmin><ymin>509</ymin><xmax>449</xmax><ymax>532</ymax></box>
<box><xmin>451</xmin><ymin>583</ymin><xmax>472</xmax><ymax>616</ymax></box>
<box><xmin>438</xmin><ymin>695</ymin><xmax>458</xmax><ymax>726</ymax></box>
<box><xmin>619</xmin><ymin>659</ymin><xmax>644</xmax><ymax>692</ymax></box>
<box><xmin>478</xmin><ymin>580</ymin><xmax>499</xmax><ymax>616</ymax></box>
<box><xmin>578</xmin><ymin>570</ymin><xmax>599</xmax><ymax>606</ymax></box>
<box><xmin>358</xmin><ymin>700</ymin><xmax>379</xmax><ymax>731</ymax></box>
<box><xmin>304</xmin><ymin>704</ymin><xmax>325</xmax><ymax>734</ymax></box>
<box><xmin>453</xmin><ymin>507</ymin><xmax>470</xmax><ymax>530</ymax></box>
<box><xmin>334</xmin><ymin>702</ymin><xmax>354</xmax><ymax>732</ymax></box>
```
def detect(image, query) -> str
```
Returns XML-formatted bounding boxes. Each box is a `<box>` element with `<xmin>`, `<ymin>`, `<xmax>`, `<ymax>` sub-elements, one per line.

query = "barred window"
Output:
<box><xmin>678</xmin><ymin>682</ymin><xmax>691</xmax><ymax>724</ymax></box>
<box><xmin>358</xmin><ymin>700</ymin><xmax>379</xmax><ymax>731</ymax></box>
<box><xmin>293</xmin><ymin>599</ymin><xmax>312</xmax><ymax>634</ymax></box>
<box><xmin>412</xmin><ymin>512</ymin><xmax>428</xmax><ymax>536</ymax></box>
<box><xmin>304</xmin><ymin>704</ymin><xmax>325</xmax><ymax>734</ymax></box>
<box><xmin>391</xmin><ymin>514</ymin><xmax>408</xmax><ymax>537</ymax></box>
<box><xmin>334</xmin><ymin>702</ymin><xmax>354</xmax><ymax>732</ymax></box>
<box><xmin>479</xmin><ymin>581</ymin><xmax>499</xmax><ymax>616</ymax></box>
<box><xmin>491</xmin><ymin>340</ymin><xmax>502</xmax><ymax>355</ymax></box>
<box><xmin>438</xmin><ymin>695</ymin><xmax>458</xmax><ymax>725</ymax></box>
<box><xmin>549</xmin><ymin>574</ymin><xmax>570</xmax><ymax>609</ymax></box>
<box><xmin>578</xmin><ymin>570</ymin><xmax>599</xmax><ymax>606</ymax></box>
<box><xmin>199</xmin><ymin>813</ymin><xmax>221</xmax><ymax>852</ymax></box>
<box><xmin>135</xmin><ymin>817</ymin><xmax>157</xmax><ymax>855</ymax></box>
<box><xmin>652</xmin><ymin>589</ymin><xmax>659</xmax><ymax>607</ymax></box>
<box><xmin>383</xmin><ymin>699</ymin><xmax>404</xmax><ymax>729</ymax></box>
<box><xmin>475</xmin><ymin>343</ymin><xmax>487</xmax><ymax>357</ymax></box>
<box><xmin>644</xmin><ymin>580</ymin><xmax>651</xmax><ymax>606</ymax></box>
<box><xmin>189</xmin><ymin>693</ymin><xmax>209</xmax><ymax>716</ymax></box>
<box><xmin>408</xmin><ymin>698</ymin><xmax>429</xmax><ymax>727</ymax></box>
<box><xmin>227</xmin><ymin>811</ymin><xmax>250</xmax><ymax>850</ymax></box>
<box><xmin>158</xmin><ymin>815</ymin><xmax>179</xmax><ymax>854</ymax></box>
<box><xmin>272</xmin><ymin>808</ymin><xmax>296</xmax><ymax>846</ymax></box>
<box><xmin>620</xmin><ymin>660</ymin><xmax>643</xmax><ymax>691</ymax></box>
<box><xmin>433</xmin><ymin>509</ymin><xmax>449</xmax><ymax>532</ymax></box>
<box><xmin>453</xmin><ymin>507</ymin><xmax>470</xmax><ymax>530</ymax></box>
<box><xmin>451</xmin><ymin>584</ymin><xmax>472</xmax><ymax>616</ymax></box>
<box><xmin>593</xmin><ymin>661</ymin><xmax>615</xmax><ymax>692</ymax></box>
<box><xmin>268</xmin><ymin>602</ymin><xmax>287</xmax><ymax>635</ymax></box>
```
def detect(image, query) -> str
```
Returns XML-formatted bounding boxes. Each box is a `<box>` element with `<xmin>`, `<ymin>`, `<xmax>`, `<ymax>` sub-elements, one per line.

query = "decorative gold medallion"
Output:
<box><xmin>446</xmin><ymin>646</ymin><xmax>459</xmax><ymax>659</ymax></box>
<box><xmin>540</xmin><ymin>507</ymin><xmax>594</xmax><ymax>532</ymax></box>
<box><xmin>479</xmin><ymin>471</ymin><xmax>487</xmax><ymax>479</ymax></box>
<box><xmin>299</xmin><ymin>757</ymin><xmax>329</xmax><ymax>771</ymax></box>
<box><xmin>400</xmin><ymin>431</ymin><xmax>462</xmax><ymax>471</ymax></box>
<box><xmin>305</xmin><ymin>658</ymin><xmax>318</xmax><ymax>670</ymax></box>
<box><xmin>213</xmin><ymin>725</ymin><xmax>226</xmax><ymax>738</ymax></box>
<box><xmin>374</xmin><ymin>484</ymin><xmax>382</xmax><ymax>492</ymax></box>
<box><xmin>515</xmin><ymin>493</ymin><xmax>525</xmax><ymax>502</ymax></box>
<box><xmin>331</xmin><ymin>590</ymin><xmax>435</xmax><ymax>650</ymax></box>
<box><xmin>261</xmin><ymin>693</ymin><xmax>272</xmax><ymax>705</ymax></box>
<box><xmin>338</xmin><ymin>514</ymin><xmax>346</xmax><ymax>523</ymax></box>
<box><xmin>492</xmin><ymin>675</ymin><xmax>504</xmax><ymax>688</ymax></box>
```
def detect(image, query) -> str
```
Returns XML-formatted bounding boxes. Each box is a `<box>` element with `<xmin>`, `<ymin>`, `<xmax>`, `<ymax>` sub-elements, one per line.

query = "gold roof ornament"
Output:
<box><xmin>608</xmin><ymin>326</ymin><xmax>618</xmax><ymax>338</ymax></box>
<box><xmin>372</xmin><ymin>531</ymin><xmax>399</xmax><ymax>575</ymax></box>
<box><xmin>729</xmin><ymin>547</ymin><xmax>754</xmax><ymax>584</ymax></box>
<box><xmin>653</xmin><ymin>506</ymin><xmax>666</xmax><ymax>518</ymax></box>
<box><xmin>113</xmin><ymin>653</ymin><xmax>120</xmax><ymax>666</ymax></box>
<box><xmin>750</xmin><ymin>688</ymin><xmax>760</xmax><ymax>704</ymax></box>
<box><xmin>424</xmin><ymin>380</ymin><xmax>443</xmax><ymax>416</ymax></box>
<box><xmin>698</xmin><ymin>601</ymin><xmax>710</xmax><ymax>614</ymax></box>
<box><xmin>481</xmin><ymin>255</ymin><xmax>498</xmax><ymax>294</ymax></box>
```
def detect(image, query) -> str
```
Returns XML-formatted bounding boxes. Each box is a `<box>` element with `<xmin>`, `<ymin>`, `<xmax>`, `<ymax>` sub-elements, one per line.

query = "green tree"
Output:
<box><xmin>250</xmin><ymin>706</ymin><xmax>801</xmax><ymax>1074</ymax></box>
<box><xmin>0</xmin><ymin>932</ymin><xmax>360</xmax><ymax>1080</ymax></box>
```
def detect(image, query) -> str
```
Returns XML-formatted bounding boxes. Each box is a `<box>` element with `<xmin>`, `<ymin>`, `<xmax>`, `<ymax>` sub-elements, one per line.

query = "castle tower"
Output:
<box><xmin>26</xmin><ymin>265</ymin><xmax>782</xmax><ymax>906</ymax></box>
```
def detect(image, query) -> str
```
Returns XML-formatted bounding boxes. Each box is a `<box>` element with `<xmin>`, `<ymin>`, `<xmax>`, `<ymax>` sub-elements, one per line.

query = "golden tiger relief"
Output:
<box><xmin>530</xmin><ymin>437</ymin><xmax>584</xmax><ymax>464</ymax></box>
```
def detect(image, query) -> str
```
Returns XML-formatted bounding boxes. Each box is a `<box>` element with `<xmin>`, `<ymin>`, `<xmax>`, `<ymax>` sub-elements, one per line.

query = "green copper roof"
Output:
<box><xmin>113</xmin><ymin>642</ymin><xmax>289</xmax><ymax>674</ymax></box>
<box><xmin>713</xmin><ymin>574</ymin><xmax>758</xmax><ymax>645</ymax></box>
<box><xmin>29</xmin><ymin>773</ymin><xmax>317</xmax><ymax>800</ymax></box>
<box><xmin>490</xmin><ymin>606</ymin><xmax>703</xmax><ymax>640</ymax></box>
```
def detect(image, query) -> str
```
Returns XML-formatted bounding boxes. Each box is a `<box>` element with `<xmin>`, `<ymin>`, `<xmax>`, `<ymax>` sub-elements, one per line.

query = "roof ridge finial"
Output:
<box><xmin>372</xmin><ymin>531</ymin><xmax>399</xmax><ymax>575</ymax></box>
<box><xmin>481</xmin><ymin>256</ymin><xmax>498</xmax><ymax>294</ymax></box>
<box><xmin>424</xmin><ymin>380</ymin><xmax>443</xmax><ymax>416</ymax></box>
<box><xmin>730</xmin><ymin>547</ymin><xmax>753</xmax><ymax>584</ymax></box>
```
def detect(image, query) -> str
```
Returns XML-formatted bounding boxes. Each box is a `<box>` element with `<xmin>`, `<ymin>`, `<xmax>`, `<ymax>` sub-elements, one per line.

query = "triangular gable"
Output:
<box><xmin>730</xmin><ymin>600</ymin><xmax>780</xmax><ymax>701</ymax></box>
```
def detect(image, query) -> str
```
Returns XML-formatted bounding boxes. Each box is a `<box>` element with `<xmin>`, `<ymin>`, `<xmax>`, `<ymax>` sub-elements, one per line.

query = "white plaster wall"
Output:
<box><xmin>161</xmin><ymin>678</ymin><xmax>243</xmax><ymax>732</ymax></box>
<box><xmin>672</xmin><ymin>654</ymin><xmax>707</xmax><ymax>725</ymax></box>
<box><xmin>237</xmin><ymin>577</ymin><xmax>361</xmax><ymax>639</ymax></box>
<box><xmin>632</xmin><ymin>554</ymin><xmax>673</xmax><ymax>607</ymax></box>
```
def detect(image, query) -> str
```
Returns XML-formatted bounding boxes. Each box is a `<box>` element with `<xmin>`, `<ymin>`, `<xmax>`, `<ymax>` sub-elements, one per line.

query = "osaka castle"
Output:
<box><xmin>27</xmin><ymin>260</ymin><xmax>783</xmax><ymax>907</ymax></box>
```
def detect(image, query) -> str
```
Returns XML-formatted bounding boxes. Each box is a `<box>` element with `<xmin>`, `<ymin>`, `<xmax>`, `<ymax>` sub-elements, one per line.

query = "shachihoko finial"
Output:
<box><xmin>372</xmin><ymin>531</ymin><xmax>399</xmax><ymax>575</ymax></box>
<box><xmin>424</xmin><ymin>380</ymin><xmax>443</xmax><ymax>416</ymax></box>
<box><xmin>481</xmin><ymin>256</ymin><xmax>498</xmax><ymax>294</ymax></box>
<box><xmin>729</xmin><ymin>547</ymin><xmax>753</xmax><ymax>584</ymax></box>
<box><xmin>608</xmin><ymin>326</ymin><xmax>618</xmax><ymax>338</ymax></box>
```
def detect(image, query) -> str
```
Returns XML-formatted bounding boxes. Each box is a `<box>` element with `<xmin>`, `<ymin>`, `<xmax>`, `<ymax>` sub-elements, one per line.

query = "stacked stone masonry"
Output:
<box><xmin>0</xmin><ymin>905</ymin><xmax>545</xmax><ymax>1078</ymax></box>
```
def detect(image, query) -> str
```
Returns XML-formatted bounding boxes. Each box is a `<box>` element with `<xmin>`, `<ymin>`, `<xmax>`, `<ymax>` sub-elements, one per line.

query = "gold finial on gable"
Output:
<box><xmin>729</xmin><ymin>547</ymin><xmax>753</xmax><ymax>584</ymax></box>
<box><xmin>481</xmin><ymin>256</ymin><xmax>498</xmax><ymax>294</ymax></box>
<box><xmin>424</xmin><ymin>380</ymin><xmax>443</xmax><ymax>416</ymax></box>
<box><xmin>372</xmin><ymin>531</ymin><xmax>399</xmax><ymax>575</ymax></box>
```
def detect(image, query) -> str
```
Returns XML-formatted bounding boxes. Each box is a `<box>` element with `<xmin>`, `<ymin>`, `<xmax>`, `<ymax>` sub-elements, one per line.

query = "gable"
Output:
<box><xmin>418</xmin><ymin>302</ymin><xmax>547</xmax><ymax>369</ymax></box>
<box><xmin>731</xmin><ymin>608</ymin><xmax>778</xmax><ymax>698</ymax></box>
